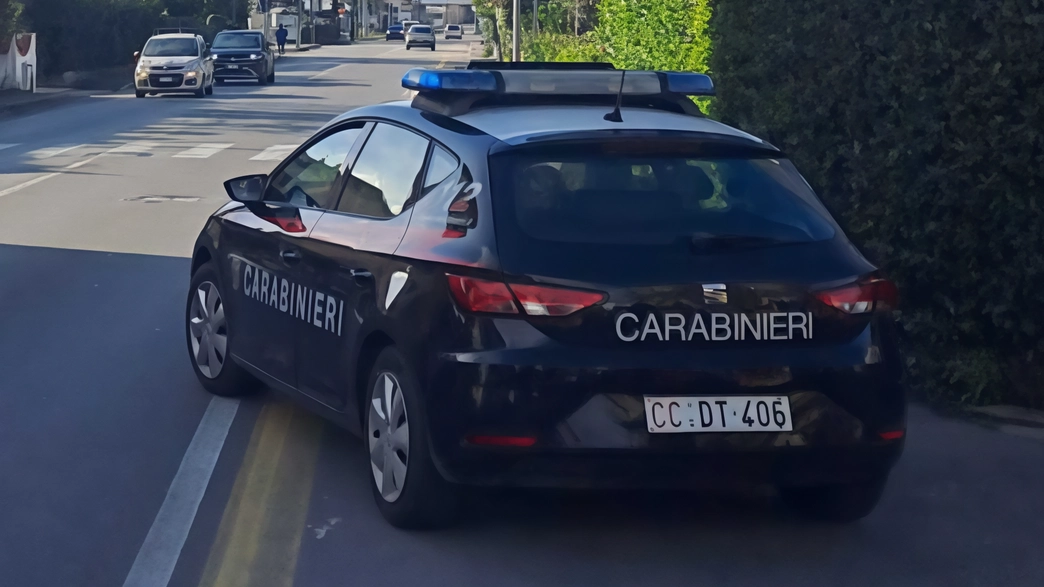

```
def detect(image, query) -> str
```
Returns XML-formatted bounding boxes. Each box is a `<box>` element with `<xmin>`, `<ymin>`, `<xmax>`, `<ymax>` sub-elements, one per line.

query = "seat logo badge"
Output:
<box><xmin>703</xmin><ymin>283</ymin><xmax>728</xmax><ymax>305</ymax></box>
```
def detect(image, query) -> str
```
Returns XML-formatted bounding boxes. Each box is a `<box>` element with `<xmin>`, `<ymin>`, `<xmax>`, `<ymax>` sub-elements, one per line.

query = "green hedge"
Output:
<box><xmin>710</xmin><ymin>0</ymin><xmax>1044</xmax><ymax>407</ymax></box>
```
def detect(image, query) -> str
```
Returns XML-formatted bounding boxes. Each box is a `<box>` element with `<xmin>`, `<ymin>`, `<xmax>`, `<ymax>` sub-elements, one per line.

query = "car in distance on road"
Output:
<box><xmin>133</xmin><ymin>33</ymin><xmax>214</xmax><ymax>98</ymax></box>
<box><xmin>211</xmin><ymin>30</ymin><xmax>275</xmax><ymax>85</ymax></box>
<box><xmin>386</xmin><ymin>24</ymin><xmax>405</xmax><ymax>41</ymax></box>
<box><xmin>185</xmin><ymin>64</ymin><xmax>906</xmax><ymax>529</ymax></box>
<box><xmin>444</xmin><ymin>24</ymin><xmax>463</xmax><ymax>39</ymax></box>
<box><xmin>405</xmin><ymin>25</ymin><xmax>435</xmax><ymax>51</ymax></box>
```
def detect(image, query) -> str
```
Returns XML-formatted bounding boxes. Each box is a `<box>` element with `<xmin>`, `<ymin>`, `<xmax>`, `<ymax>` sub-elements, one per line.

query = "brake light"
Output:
<box><xmin>446</xmin><ymin>275</ymin><xmax>605</xmax><ymax>316</ymax></box>
<box><xmin>446</xmin><ymin>275</ymin><xmax>518</xmax><ymax>314</ymax></box>
<box><xmin>814</xmin><ymin>278</ymin><xmax>898</xmax><ymax>313</ymax></box>
<box><xmin>509</xmin><ymin>283</ymin><xmax>605</xmax><ymax>316</ymax></box>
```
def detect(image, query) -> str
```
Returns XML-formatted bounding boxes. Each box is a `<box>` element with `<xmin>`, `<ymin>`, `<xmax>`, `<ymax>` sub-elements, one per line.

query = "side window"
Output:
<box><xmin>264</xmin><ymin>125</ymin><xmax>364</xmax><ymax>210</ymax></box>
<box><xmin>423</xmin><ymin>145</ymin><xmax>459</xmax><ymax>190</ymax></box>
<box><xmin>337</xmin><ymin>123</ymin><xmax>429</xmax><ymax>218</ymax></box>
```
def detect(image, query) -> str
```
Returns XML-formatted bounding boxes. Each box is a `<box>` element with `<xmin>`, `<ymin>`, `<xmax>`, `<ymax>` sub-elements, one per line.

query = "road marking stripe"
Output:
<box><xmin>173</xmin><ymin>143</ymin><xmax>234</xmax><ymax>159</ymax></box>
<box><xmin>29</xmin><ymin>144</ymin><xmax>85</xmax><ymax>159</ymax></box>
<box><xmin>308</xmin><ymin>63</ymin><xmax>350</xmax><ymax>80</ymax></box>
<box><xmin>0</xmin><ymin>143</ymin><xmax>19</xmax><ymax>152</ymax></box>
<box><xmin>109</xmin><ymin>142</ymin><xmax>155</xmax><ymax>155</ymax></box>
<box><xmin>121</xmin><ymin>397</ymin><xmax>240</xmax><ymax>587</ymax></box>
<box><xmin>199</xmin><ymin>402</ymin><xmax>323</xmax><ymax>587</ymax></box>
<box><xmin>250</xmin><ymin>145</ymin><xmax>297</xmax><ymax>161</ymax></box>
<box><xmin>0</xmin><ymin>173</ymin><xmax>61</xmax><ymax>198</ymax></box>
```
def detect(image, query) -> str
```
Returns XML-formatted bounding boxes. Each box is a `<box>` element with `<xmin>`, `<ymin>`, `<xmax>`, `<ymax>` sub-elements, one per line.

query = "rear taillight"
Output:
<box><xmin>446</xmin><ymin>275</ymin><xmax>605</xmax><ymax>316</ymax></box>
<box><xmin>815</xmin><ymin>277</ymin><xmax>898</xmax><ymax>313</ymax></box>
<box><xmin>510</xmin><ymin>283</ymin><xmax>605</xmax><ymax>316</ymax></box>
<box><xmin>446</xmin><ymin>275</ymin><xmax>519</xmax><ymax>314</ymax></box>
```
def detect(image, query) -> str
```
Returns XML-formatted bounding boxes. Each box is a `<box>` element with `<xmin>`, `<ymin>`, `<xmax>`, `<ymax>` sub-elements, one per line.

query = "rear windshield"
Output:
<box><xmin>142</xmin><ymin>38</ymin><xmax>199</xmax><ymax>57</ymax></box>
<box><xmin>212</xmin><ymin>34</ymin><xmax>261</xmax><ymax>49</ymax></box>
<box><xmin>490</xmin><ymin>142</ymin><xmax>839</xmax><ymax>271</ymax></box>
<box><xmin>411</xmin><ymin>26</ymin><xmax>432</xmax><ymax>33</ymax></box>
<box><xmin>447</xmin><ymin>25</ymin><xmax>460</xmax><ymax>30</ymax></box>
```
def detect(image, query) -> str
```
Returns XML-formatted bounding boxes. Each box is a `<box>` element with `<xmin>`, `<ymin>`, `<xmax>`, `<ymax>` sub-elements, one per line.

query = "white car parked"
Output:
<box><xmin>444</xmin><ymin>24</ymin><xmax>462</xmax><ymax>40</ymax></box>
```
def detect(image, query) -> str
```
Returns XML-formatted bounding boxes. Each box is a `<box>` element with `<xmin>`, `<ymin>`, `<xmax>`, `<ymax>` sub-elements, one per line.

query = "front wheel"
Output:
<box><xmin>430</xmin><ymin>44</ymin><xmax>436</xmax><ymax>51</ymax></box>
<box><xmin>366</xmin><ymin>347</ymin><xmax>458</xmax><ymax>528</ymax></box>
<box><xmin>780</xmin><ymin>476</ymin><xmax>888</xmax><ymax>523</ymax></box>
<box><xmin>267</xmin><ymin>69</ymin><xmax>275</xmax><ymax>84</ymax></box>
<box><xmin>204</xmin><ymin>79</ymin><xmax>214</xmax><ymax>95</ymax></box>
<box><xmin>186</xmin><ymin>263</ymin><xmax>262</xmax><ymax>397</ymax></box>
<box><xmin>135</xmin><ymin>91</ymin><xmax>146</xmax><ymax>98</ymax></box>
<box><xmin>405</xmin><ymin>44</ymin><xmax>411</xmax><ymax>50</ymax></box>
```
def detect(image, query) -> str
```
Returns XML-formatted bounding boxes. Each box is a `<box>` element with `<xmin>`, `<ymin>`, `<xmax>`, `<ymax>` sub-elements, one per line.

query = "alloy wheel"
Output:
<box><xmin>368</xmin><ymin>372</ymin><xmax>410</xmax><ymax>502</ymax></box>
<box><xmin>188</xmin><ymin>281</ymin><xmax>227</xmax><ymax>379</ymax></box>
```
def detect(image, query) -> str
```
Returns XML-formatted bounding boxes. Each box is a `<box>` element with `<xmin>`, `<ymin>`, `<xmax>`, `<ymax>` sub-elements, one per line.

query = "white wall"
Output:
<box><xmin>0</xmin><ymin>34</ymin><xmax>37</xmax><ymax>91</ymax></box>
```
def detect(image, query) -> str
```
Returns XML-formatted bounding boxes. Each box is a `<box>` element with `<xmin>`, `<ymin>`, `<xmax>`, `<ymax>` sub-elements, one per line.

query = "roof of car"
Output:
<box><xmin>455</xmin><ymin>105</ymin><xmax>765</xmax><ymax>144</ymax></box>
<box><xmin>216</xmin><ymin>30</ymin><xmax>262</xmax><ymax>35</ymax></box>
<box><xmin>150</xmin><ymin>33</ymin><xmax>199</xmax><ymax>39</ymax></box>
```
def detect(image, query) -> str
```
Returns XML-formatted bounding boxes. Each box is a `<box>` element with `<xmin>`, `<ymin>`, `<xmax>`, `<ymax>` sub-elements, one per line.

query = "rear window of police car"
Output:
<box><xmin>489</xmin><ymin>142</ymin><xmax>838</xmax><ymax>256</ymax></box>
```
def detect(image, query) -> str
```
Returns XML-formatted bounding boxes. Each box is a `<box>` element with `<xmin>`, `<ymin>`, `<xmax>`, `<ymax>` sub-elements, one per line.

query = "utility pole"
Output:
<box><xmin>232</xmin><ymin>0</ymin><xmax>237</xmax><ymax>27</ymax></box>
<box><xmin>309</xmin><ymin>0</ymin><xmax>315</xmax><ymax>44</ymax></box>
<box><xmin>532</xmin><ymin>0</ymin><xmax>538</xmax><ymax>35</ymax></box>
<box><xmin>296</xmin><ymin>0</ymin><xmax>302</xmax><ymax>49</ymax></box>
<box><xmin>575</xmin><ymin>0</ymin><xmax>579</xmax><ymax>35</ymax></box>
<box><xmin>511</xmin><ymin>0</ymin><xmax>520</xmax><ymax>61</ymax></box>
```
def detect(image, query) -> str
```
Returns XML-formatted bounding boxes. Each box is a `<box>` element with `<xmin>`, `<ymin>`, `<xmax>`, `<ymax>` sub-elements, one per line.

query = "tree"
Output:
<box><xmin>595</xmin><ymin>0</ymin><xmax>710</xmax><ymax>73</ymax></box>
<box><xmin>1</xmin><ymin>0</ymin><xmax>24</xmax><ymax>39</ymax></box>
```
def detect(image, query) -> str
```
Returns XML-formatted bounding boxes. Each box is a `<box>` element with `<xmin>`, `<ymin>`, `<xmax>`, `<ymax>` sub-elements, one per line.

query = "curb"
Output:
<box><xmin>966</xmin><ymin>405</ymin><xmax>1044</xmax><ymax>429</ymax></box>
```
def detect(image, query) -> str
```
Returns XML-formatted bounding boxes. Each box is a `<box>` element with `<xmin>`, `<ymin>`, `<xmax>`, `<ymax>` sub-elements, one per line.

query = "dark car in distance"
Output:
<box><xmin>185</xmin><ymin>64</ymin><xmax>906</xmax><ymax>529</ymax></box>
<box><xmin>211</xmin><ymin>30</ymin><xmax>275</xmax><ymax>84</ymax></box>
<box><xmin>386</xmin><ymin>24</ymin><xmax>405</xmax><ymax>41</ymax></box>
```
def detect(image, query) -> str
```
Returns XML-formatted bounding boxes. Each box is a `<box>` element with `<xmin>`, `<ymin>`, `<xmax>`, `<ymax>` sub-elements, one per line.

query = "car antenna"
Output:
<box><xmin>604</xmin><ymin>70</ymin><xmax>626</xmax><ymax>122</ymax></box>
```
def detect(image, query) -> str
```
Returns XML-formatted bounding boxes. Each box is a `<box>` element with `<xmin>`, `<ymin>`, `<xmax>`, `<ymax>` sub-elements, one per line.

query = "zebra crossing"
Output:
<box><xmin>0</xmin><ymin>141</ymin><xmax>306</xmax><ymax>164</ymax></box>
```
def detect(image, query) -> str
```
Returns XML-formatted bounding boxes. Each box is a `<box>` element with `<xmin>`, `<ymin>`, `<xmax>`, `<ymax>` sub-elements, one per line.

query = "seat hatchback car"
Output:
<box><xmin>185</xmin><ymin>64</ymin><xmax>906</xmax><ymax>529</ymax></box>
<box><xmin>405</xmin><ymin>25</ymin><xmax>435</xmax><ymax>50</ymax></box>
<box><xmin>133</xmin><ymin>33</ymin><xmax>214</xmax><ymax>98</ymax></box>
<box><xmin>211</xmin><ymin>30</ymin><xmax>275</xmax><ymax>85</ymax></box>
<box><xmin>386</xmin><ymin>24</ymin><xmax>405</xmax><ymax>41</ymax></box>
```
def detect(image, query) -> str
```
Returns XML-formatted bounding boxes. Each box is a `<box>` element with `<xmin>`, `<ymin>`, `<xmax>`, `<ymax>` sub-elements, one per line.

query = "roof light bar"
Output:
<box><xmin>402</xmin><ymin>67</ymin><xmax>715</xmax><ymax>97</ymax></box>
<box><xmin>402</xmin><ymin>68</ymin><xmax>497</xmax><ymax>92</ymax></box>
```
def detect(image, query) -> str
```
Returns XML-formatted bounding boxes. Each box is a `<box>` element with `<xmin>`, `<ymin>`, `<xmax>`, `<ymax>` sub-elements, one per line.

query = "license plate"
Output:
<box><xmin>226</xmin><ymin>64</ymin><xmax>239</xmax><ymax>69</ymax></box>
<box><xmin>644</xmin><ymin>396</ymin><xmax>793</xmax><ymax>433</ymax></box>
<box><xmin>159</xmin><ymin>76</ymin><xmax>173</xmax><ymax>82</ymax></box>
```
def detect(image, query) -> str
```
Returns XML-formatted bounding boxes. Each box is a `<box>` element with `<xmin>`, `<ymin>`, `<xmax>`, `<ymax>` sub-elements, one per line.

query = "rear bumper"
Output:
<box><xmin>422</xmin><ymin>321</ymin><xmax>906</xmax><ymax>489</ymax></box>
<box><xmin>406</xmin><ymin>39</ymin><xmax>435</xmax><ymax>46</ymax></box>
<box><xmin>386</xmin><ymin>33</ymin><xmax>405</xmax><ymax>40</ymax></box>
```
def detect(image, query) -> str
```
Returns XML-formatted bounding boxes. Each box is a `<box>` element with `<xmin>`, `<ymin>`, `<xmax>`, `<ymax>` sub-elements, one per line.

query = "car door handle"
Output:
<box><xmin>349</xmin><ymin>269</ymin><xmax>372</xmax><ymax>280</ymax></box>
<box><xmin>280</xmin><ymin>249</ymin><xmax>301</xmax><ymax>264</ymax></box>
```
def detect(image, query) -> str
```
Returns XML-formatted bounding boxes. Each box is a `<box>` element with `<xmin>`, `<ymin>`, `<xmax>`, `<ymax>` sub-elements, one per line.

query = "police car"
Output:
<box><xmin>185</xmin><ymin>63</ymin><xmax>906</xmax><ymax>528</ymax></box>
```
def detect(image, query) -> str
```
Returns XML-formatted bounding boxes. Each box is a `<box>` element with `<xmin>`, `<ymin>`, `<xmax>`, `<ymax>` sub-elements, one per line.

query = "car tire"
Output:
<box><xmin>405</xmin><ymin>44</ymin><xmax>411</xmax><ymax>50</ymax></box>
<box><xmin>430</xmin><ymin>44</ymin><xmax>436</xmax><ymax>51</ymax></box>
<box><xmin>135</xmin><ymin>91</ymin><xmax>146</xmax><ymax>98</ymax></box>
<box><xmin>205</xmin><ymin>79</ymin><xmax>214</xmax><ymax>95</ymax></box>
<box><xmin>365</xmin><ymin>346</ymin><xmax>459</xmax><ymax>529</ymax></box>
<box><xmin>780</xmin><ymin>476</ymin><xmax>888</xmax><ymax>523</ymax></box>
<box><xmin>194</xmin><ymin>84</ymin><xmax>206</xmax><ymax>98</ymax></box>
<box><xmin>186</xmin><ymin>263</ymin><xmax>262</xmax><ymax>398</ymax></box>
<box><xmin>149</xmin><ymin>92</ymin><xmax>157</xmax><ymax>96</ymax></box>
<box><xmin>267</xmin><ymin>69</ymin><xmax>275</xmax><ymax>84</ymax></box>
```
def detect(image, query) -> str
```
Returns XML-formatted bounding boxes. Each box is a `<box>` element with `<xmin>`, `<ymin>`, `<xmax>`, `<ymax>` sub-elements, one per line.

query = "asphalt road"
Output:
<box><xmin>1</xmin><ymin>37</ymin><xmax>1043</xmax><ymax>587</ymax></box>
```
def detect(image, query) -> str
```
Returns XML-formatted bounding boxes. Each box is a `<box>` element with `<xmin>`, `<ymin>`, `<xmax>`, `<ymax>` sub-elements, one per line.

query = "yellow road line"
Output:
<box><xmin>199</xmin><ymin>402</ymin><xmax>325</xmax><ymax>587</ymax></box>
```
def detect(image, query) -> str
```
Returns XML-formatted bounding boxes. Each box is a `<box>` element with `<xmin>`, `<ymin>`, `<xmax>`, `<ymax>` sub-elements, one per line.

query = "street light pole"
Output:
<box><xmin>511</xmin><ymin>0</ymin><xmax>520</xmax><ymax>61</ymax></box>
<box><xmin>296</xmin><ymin>0</ymin><xmax>302</xmax><ymax>49</ymax></box>
<box><xmin>533</xmin><ymin>0</ymin><xmax>538</xmax><ymax>35</ymax></box>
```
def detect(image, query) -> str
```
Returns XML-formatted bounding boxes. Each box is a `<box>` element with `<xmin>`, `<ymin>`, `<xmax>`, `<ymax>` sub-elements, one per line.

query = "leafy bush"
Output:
<box><xmin>594</xmin><ymin>0</ymin><xmax>710</xmax><ymax>73</ymax></box>
<box><xmin>710</xmin><ymin>0</ymin><xmax>1044</xmax><ymax>407</ymax></box>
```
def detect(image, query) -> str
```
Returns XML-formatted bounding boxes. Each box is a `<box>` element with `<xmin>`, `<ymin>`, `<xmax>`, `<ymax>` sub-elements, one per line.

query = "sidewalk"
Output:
<box><xmin>0</xmin><ymin>87</ymin><xmax>95</xmax><ymax>120</ymax></box>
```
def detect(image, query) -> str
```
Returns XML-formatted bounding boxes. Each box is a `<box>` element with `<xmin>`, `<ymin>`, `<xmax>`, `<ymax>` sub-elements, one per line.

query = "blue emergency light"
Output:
<box><xmin>401</xmin><ymin>67</ymin><xmax>715</xmax><ymax>97</ymax></box>
<box><xmin>401</xmin><ymin>69</ymin><xmax>498</xmax><ymax>92</ymax></box>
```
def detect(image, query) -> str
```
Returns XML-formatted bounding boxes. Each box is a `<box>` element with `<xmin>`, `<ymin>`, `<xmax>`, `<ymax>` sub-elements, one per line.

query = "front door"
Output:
<box><xmin>295</xmin><ymin>122</ymin><xmax>435</xmax><ymax>413</ymax></box>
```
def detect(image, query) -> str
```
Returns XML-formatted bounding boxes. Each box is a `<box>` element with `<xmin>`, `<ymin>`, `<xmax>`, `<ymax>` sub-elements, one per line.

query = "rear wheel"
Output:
<box><xmin>366</xmin><ymin>347</ymin><xmax>458</xmax><ymax>528</ymax></box>
<box><xmin>780</xmin><ymin>476</ymin><xmax>888</xmax><ymax>523</ymax></box>
<box><xmin>186</xmin><ymin>263</ymin><xmax>261</xmax><ymax>397</ymax></box>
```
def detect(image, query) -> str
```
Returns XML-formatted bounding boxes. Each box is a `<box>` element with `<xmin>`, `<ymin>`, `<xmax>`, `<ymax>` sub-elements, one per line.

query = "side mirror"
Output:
<box><xmin>224</xmin><ymin>174</ymin><xmax>266</xmax><ymax>202</ymax></box>
<box><xmin>133</xmin><ymin>51</ymin><xmax>141</xmax><ymax>62</ymax></box>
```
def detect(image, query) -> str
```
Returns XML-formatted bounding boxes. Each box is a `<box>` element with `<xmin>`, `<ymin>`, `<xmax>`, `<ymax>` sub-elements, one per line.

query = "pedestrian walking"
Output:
<box><xmin>276</xmin><ymin>24</ymin><xmax>288</xmax><ymax>54</ymax></box>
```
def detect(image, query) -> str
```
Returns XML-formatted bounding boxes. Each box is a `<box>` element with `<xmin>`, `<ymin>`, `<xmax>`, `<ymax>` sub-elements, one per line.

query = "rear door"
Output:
<box><xmin>294</xmin><ymin>121</ymin><xmax>435</xmax><ymax>410</ymax></box>
<box><xmin>486</xmin><ymin>138</ymin><xmax>878</xmax><ymax>358</ymax></box>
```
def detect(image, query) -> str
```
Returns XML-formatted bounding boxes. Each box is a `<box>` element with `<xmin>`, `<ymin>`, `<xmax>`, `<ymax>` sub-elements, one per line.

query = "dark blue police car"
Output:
<box><xmin>185</xmin><ymin>63</ymin><xmax>906</xmax><ymax>528</ymax></box>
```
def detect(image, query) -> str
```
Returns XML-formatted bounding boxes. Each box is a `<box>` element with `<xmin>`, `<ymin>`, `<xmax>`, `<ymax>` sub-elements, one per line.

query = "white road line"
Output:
<box><xmin>30</xmin><ymin>144</ymin><xmax>85</xmax><ymax>159</ymax></box>
<box><xmin>308</xmin><ymin>63</ymin><xmax>350</xmax><ymax>80</ymax></box>
<box><xmin>109</xmin><ymin>142</ymin><xmax>155</xmax><ymax>155</ymax></box>
<box><xmin>173</xmin><ymin>143</ymin><xmax>234</xmax><ymax>159</ymax></box>
<box><xmin>250</xmin><ymin>144</ymin><xmax>298</xmax><ymax>161</ymax></box>
<box><xmin>0</xmin><ymin>173</ymin><xmax>62</xmax><ymax>198</ymax></box>
<box><xmin>121</xmin><ymin>397</ymin><xmax>240</xmax><ymax>587</ymax></box>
